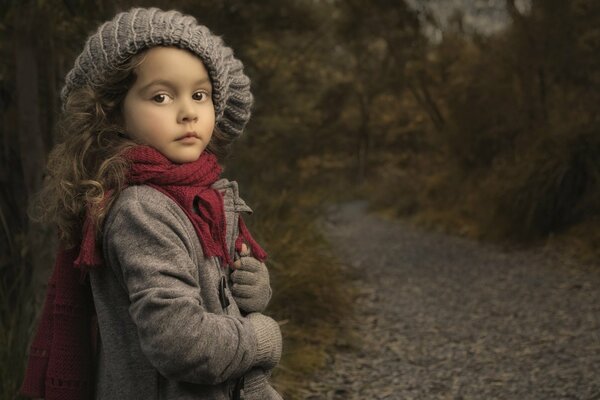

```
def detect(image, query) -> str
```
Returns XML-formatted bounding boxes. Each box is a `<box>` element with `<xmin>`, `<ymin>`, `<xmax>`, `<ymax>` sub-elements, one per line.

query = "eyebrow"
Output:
<box><xmin>140</xmin><ymin>77</ymin><xmax>211</xmax><ymax>92</ymax></box>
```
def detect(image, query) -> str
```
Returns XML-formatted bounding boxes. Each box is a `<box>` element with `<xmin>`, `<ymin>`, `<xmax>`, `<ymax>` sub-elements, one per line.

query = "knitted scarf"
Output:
<box><xmin>19</xmin><ymin>145</ymin><xmax>267</xmax><ymax>399</ymax></box>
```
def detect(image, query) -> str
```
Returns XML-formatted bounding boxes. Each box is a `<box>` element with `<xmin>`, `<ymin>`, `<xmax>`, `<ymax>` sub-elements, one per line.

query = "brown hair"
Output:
<box><xmin>31</xmin><ymin>47</ymin><xmax>233</xmax><ymax>247</ymax></box>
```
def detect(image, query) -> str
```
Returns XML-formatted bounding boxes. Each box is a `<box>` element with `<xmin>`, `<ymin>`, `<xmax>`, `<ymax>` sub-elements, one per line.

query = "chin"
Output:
<box><xmin>170</xmin><ymin>152</ymin><xmax>204</xmax><ymax>164</ymax></box>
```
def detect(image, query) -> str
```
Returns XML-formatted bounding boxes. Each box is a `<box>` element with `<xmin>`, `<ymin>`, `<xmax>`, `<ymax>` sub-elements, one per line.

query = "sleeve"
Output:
<box><xmin>103</xmin><ymin>192</ymin><xmax>281</xmax><ymax>385</ymax></box>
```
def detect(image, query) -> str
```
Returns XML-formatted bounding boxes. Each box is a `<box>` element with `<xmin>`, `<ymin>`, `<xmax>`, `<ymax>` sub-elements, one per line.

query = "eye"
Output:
<box><xmin>193</xmin><ymin>91</ymin><xmax>210</xmax><ymax>102</ymax></box>
<box><xmin>152</xmin><ymin>93</ymin><xmax>172</xmax><ymax>104</ymax></box>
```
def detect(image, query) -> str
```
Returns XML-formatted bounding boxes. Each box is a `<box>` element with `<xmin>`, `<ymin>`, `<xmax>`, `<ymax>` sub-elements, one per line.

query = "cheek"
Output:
<box><xmin>203</xmin><ymin>107</ymin><xmax>216</xmax><ymax>129</ymax></box>
<box><xmin>127</xmin><ymin>104</ymin><xmax>168</xmax><ymax>133</ymax></box>
<box><xmin>144</xmin><ymin>109</ymin><xmax>168</xmax><ymax>129</ymax></box>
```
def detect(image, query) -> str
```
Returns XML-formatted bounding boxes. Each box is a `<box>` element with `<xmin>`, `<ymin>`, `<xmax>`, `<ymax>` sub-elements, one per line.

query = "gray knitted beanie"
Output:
<box><xmin>60</xmin><ymin>7</ymin><xmax>253</xmax><ymax>139</ymax></box>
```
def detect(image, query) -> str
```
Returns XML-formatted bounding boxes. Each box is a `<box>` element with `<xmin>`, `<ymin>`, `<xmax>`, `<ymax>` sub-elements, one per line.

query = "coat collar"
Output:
<box><xmin>211</xmin><ymin>178</ymin><xmax>253</xmax><ymax>214</ymax></box>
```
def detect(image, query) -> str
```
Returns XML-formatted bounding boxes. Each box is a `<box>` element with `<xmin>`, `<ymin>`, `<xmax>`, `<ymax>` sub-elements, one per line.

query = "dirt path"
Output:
<box><xmin>306</xmin><ymin>200</ymin><xmax>600</xmax><ymax>399</ymax></box>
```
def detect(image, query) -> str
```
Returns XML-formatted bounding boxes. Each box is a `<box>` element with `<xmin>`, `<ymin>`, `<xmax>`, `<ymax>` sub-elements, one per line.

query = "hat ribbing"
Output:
<box><xmin>60</xmin><ymin>7</ymin><xmax>253</xmax><ymax>139</ymax></box>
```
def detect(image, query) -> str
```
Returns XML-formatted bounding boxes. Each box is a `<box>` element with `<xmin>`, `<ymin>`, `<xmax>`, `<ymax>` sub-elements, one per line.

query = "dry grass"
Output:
<box><xmin>238</xmin><ymin>184</ymin><xmax>356</xmax><ymax>399</ymax></box>
<box><xmin>361</xmin><ymin>140</ymin><xmax>600</xmax><ymax>269</ymax></box>
<box><xmin>0</xmin><ymin>233</ymin><xmax>38</xmax><ymax>400</ymax></box>
<box><xmin>545</xmin><ymin>217</ymin><xmax>600</xmax><ymax>269</ymax></box>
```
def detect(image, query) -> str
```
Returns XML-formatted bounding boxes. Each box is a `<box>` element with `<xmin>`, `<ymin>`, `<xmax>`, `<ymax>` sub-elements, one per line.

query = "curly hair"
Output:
<box><xmin>31</xmin><ymin>48</ymin><xmax>234</xmax><ymax>247</ymax></box>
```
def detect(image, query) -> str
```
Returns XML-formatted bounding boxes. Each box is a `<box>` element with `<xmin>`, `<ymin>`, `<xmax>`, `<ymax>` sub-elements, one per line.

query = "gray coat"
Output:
<box><xmin>90</xmin><ymin>178</ymin><xmax>281</xmax><ymax>400</ymax></box>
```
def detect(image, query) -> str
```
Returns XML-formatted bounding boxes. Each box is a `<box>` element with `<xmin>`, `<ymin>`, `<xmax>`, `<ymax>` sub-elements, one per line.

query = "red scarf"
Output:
<box><xmin>19</xmin><ymin>146</ymin><xmax>267</xmax><ymax>399</ymax></box>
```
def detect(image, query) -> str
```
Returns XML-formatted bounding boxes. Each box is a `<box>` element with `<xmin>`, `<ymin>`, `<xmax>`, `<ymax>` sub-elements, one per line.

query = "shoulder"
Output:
<box><xmin>113</xmin><ymin>185</ymin><xmax>175</xmax><ymax>208</ymax></box>
<box><xmin>104</xmin><ymin>185</ymin><xmax>193</xmax><ymax>237</ymax></box>
<box><xmin>102</xmin><ymin>185</ymin><xmax>202</xmax><ymax>266</ymax></box>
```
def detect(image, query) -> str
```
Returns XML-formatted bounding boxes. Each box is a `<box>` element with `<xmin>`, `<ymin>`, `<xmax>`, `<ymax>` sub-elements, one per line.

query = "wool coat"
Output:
<box><xmin>89</xmin><ymin>178</ymin><xmax>281</xmax><ymax>400</ymax></box>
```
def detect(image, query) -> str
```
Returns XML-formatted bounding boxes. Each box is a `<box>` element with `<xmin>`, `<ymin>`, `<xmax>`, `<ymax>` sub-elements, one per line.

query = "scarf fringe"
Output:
<box><xmin>235</xmin><ymin>216</ymin><xmax>267</xmax><ymax>262</ymax></box>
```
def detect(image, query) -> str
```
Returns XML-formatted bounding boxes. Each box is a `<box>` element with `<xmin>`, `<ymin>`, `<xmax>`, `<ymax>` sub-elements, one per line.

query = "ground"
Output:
<box><xmin>305</xmin><ymin>200</ymin><xmax>600</xmax><ymax>399</ymax></box>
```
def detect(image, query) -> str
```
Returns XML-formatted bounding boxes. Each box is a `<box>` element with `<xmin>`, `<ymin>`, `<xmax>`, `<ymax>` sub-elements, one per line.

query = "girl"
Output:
<box><xmin>20</xmin><ymin>7</ymin><xmax>283</xmax><ymax>400</ymax></box>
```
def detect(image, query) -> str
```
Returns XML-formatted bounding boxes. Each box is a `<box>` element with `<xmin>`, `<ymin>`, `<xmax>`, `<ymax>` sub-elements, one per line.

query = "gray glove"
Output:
<box><xmin>247</xmin><ymin>313</ymin><xmax>282</xmax><ymax>370</ymax></box>
<box><xmin>231</xmin><ymin>255</ymin><xmax>272</xmax><ymax>313</ymax></box>
<box><xmin>242</xmin><ymin>368</ymin><xmax>283</xmax><ymax>400</ymax></box>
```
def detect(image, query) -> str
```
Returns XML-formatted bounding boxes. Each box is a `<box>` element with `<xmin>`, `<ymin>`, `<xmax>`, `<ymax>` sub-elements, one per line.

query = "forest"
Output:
<box><xmin>1</xmin><ymin>0</ymin><xmax>599</xmax><ymax>398</ymax></box>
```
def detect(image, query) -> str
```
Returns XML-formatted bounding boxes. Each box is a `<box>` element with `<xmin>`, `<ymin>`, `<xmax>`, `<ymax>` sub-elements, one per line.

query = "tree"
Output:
<box><xmin>331</xmin><ymin>0</ymin><xmax>423</xmax><ymax>182</ymax></box>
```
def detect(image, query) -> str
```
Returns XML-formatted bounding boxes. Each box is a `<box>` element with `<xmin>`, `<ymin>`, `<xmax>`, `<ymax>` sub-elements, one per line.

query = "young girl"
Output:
<box><xmin>20</xmin><ymin>7</ymin><xmax>283</xmax><ymax>400</ymax></box>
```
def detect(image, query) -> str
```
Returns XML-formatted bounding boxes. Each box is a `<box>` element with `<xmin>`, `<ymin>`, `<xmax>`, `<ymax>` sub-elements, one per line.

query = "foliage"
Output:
<box><xmin>484</xmin><ymin>123</ymin><xmax>600</xmax><ymax>241</ymax></box>
<box><xmin>366</xmin><ymin>0</ymin><xmax>600</xmax><ymax>248</ymax></box>
<box><xmin>0</xmin><ymin>247</ymin><xmax>37</xmax><ymax>400</ymax></box>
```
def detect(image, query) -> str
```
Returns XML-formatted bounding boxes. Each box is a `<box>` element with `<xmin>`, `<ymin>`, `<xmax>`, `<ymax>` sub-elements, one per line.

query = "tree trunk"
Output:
<box><xmin>14</xmin><ymin>3</ymin><xmax>49</xmax><ymax>288</ymax></box>
<box><xmin>45</xmin><ymin>18</ymin><xmax>59</xmax><ymax>151</ymax></box>
<box><xmin>408</xmin><ymin>77</ymin><xmax>445</xmax><ymax>132</ymax></box>
<box><xmin>356</xmin><ymin>92</ymin><xmax>370</xmax><ymax>184</ymax></box>
<box><xmin>14</xmin><ymin>4</ymin><xmax>45</xmax><ymax>201</ymax></box>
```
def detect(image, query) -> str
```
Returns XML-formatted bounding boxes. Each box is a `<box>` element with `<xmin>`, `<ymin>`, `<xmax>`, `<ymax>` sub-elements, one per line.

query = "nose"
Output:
<box><xmin>178</xmin><ymin>98</ymin><xmax>198</xmax><ymax>124</ymax></box>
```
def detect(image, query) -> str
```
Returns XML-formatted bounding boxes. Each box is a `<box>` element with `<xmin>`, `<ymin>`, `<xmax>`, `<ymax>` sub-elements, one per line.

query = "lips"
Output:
<box><xmin>176</xmin><ymin>132</ymin><xmax>199</xmax><ymax>140</ymax></box>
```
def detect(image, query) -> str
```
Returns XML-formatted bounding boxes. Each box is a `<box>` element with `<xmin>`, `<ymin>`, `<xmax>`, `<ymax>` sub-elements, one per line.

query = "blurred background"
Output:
<box><xmin>1</xmin><ymin>0</ymin><xmax>600</xmax><ymax>398</ymax></box>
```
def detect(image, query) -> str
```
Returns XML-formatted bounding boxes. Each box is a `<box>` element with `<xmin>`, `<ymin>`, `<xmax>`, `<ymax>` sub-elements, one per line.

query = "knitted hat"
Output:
<box><xmin>60</xmin><ymin>7</ymin><xmax>253</xmax><ymax>139</ymax></box>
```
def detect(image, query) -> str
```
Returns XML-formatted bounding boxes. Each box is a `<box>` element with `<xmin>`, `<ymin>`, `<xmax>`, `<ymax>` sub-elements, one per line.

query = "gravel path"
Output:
<box><xmin>307</xmin><ymin>200</ymin><xmax>600</xmax><ymax>399</ymax></box>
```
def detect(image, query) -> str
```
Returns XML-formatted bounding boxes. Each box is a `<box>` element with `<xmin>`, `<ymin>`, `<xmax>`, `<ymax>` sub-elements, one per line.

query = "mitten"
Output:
<box><xmin>242</xmin><ymin>368</ymin><xmax>283</xmax><ymax>400</ymax></box>
<box><xmin>231</xmin><ymin>255</ymin><xmax>272</xmax><ymax>313</ymax></box>
<box><xmin>247</xmin><ymin>313</ymin><xmax>282</xmax><ymax>370</ymax></box>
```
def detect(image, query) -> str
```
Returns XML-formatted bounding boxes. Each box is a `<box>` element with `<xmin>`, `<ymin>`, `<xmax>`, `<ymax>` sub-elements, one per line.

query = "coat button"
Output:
<box><xmin>219</xmin><ymin>276</ymin><xmax>230</xmax><ymax>309</ymax></box>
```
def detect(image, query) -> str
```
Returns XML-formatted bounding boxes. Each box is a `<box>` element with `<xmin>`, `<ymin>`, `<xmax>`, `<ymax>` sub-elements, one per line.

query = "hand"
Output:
<box><xmin>243</xmin><ymin>368</ymin><xmax>283</xmax><ymax>400</ymax></box>
<box><xmin>231</xmin><ymin>244</ymin><xmax>272</xmax><ymax>313</ymax></box>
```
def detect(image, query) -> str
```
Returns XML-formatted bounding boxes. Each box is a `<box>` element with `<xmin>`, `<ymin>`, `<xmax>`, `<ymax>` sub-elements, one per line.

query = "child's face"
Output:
<box><xmin>122</xmin><ymin>46</ymin><xmax>215</xmax><ymax>164</ymax></box>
